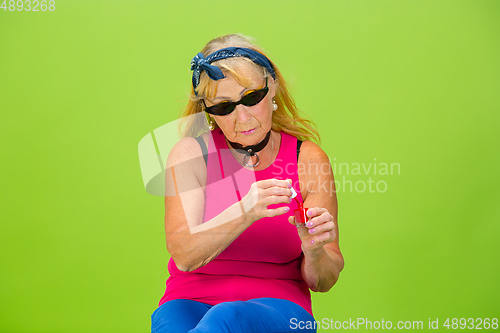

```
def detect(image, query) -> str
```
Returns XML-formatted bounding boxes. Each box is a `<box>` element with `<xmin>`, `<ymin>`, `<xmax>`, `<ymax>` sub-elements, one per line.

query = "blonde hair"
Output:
<box><xmin>178</xmin><ymin>33</ymin><xmax>320</xmax><ymax>144</ymax></box>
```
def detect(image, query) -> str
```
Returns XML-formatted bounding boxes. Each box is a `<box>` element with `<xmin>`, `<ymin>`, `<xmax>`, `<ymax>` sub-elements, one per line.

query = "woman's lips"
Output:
<box><xmin>240</xmin><ymin>127</ymin><xmax>257</xmax><ymax>135</ymax></box>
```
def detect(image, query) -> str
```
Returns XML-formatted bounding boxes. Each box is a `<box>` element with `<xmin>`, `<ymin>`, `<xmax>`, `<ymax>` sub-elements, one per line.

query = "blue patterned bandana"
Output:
<box><xmin>190</xmin><ymin>47</ymin><xmax>276</xmax><ymax>95</ymax></box>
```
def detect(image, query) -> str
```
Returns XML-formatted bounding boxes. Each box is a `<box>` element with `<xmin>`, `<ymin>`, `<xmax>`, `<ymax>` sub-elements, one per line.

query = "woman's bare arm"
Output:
<box><xmin>296</xmin><ymin>141</ymin><xmax>344</xmax><ymax>292</ymax></box>
<box><xmin>164</xmin><ymin>137</ymin><xmax>291</xmax><ymax>272</ymax></box>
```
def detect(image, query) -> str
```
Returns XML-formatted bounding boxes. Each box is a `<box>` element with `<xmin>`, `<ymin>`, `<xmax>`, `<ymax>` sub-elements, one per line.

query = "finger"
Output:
<box><xmin>310</xmin><ymin>212</ymin><xmax>333</xmax><ymax>225</ymax></box>
<box><xmin>260</xmin><ymin>178</ymin><xmax>292</xmax><ymax>189</ymax></box>
<box><xmin>264</xmin><ymin>206</ymin><xmax>291</xmax><ymax>218</ymax></box>
<box><xmin>306</xmin><ymin>210</ymin><xmax>332</xmax><ymax>227</ymax></box>
<box><xmin>307</xmin><ymin>221</ymin><xmax>335</xmax><ymax>235</ymax></box>
<box><xmin>306</xmin><ymin>208</ymin><xmax>318</xmax><ymax>219</ymax></box>
<box><xmin>262</xmin><ymin>195</ymin><xmax>291</xmax><ymax>206</ymax></box>
<box><xmin>262</xmin><ymin>187</ymin><xmax>293</xmax><ymax>197</ymax></box>
<box><xmin>312</xmin><ymin>231</ymin><xmax>335</xmax><ymax>245</ymax></box>
<box><xmin>288</xmin><ymin>215</ymin><xmax>296</xmax><ymax>225</ymax></box>
<box><xmin>306</xmin><ymin>207</ymin><xmax>328</xmax><ymax>219</ymax></box>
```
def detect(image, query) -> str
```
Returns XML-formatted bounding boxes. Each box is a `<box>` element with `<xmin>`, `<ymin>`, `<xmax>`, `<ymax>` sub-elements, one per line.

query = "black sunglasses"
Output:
<box><xmin>202</xmin><ymin>78</ymin><xmax>269</xmax><ymax>116</ymax></box>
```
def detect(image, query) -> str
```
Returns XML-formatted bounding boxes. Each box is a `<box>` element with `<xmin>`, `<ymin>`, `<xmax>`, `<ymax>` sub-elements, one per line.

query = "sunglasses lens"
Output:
<box><xmin>241</xmin><ymin>88</ymin><xmax>268</xmax><ymax>107</ymax></box>
<box><xmin>205</xmin><ymin>87</ymin><xmax>268</xmax><ymax>116</ymax></box>
<box><xmin>207</xmin><ymin>102</ymin><xmax>235</xmax><ymax>116</ymax></box>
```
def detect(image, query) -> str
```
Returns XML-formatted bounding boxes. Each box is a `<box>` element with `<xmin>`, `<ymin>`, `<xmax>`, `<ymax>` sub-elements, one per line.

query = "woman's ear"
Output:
<box><xmin>268</xmin><ymin>75</ymin><xmax>277</xmax><ymax>96</ymax></box>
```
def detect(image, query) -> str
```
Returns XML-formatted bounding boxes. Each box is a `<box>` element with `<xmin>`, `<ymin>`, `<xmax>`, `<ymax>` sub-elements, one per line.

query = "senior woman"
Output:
<box><xmin>151</xmin><ymin>34</ymin><xmax>344</xmax><ymax>333</ymax></box>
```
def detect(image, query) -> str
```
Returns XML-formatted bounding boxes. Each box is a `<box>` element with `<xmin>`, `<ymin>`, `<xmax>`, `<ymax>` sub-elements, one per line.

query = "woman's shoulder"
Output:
<box><xmin>297</xmin><ymin>140</ymin><xmax>333</xmax><ymax>202</ymax></box>
<box><xmin>298</xmin><ymin>140</ymin><xmax>330</xmax><ymax>167</ymax></box>
<box><xmin>166</xmin><ymin>135</ymin><xmax>205</xmax><ymax>169</ymax></box>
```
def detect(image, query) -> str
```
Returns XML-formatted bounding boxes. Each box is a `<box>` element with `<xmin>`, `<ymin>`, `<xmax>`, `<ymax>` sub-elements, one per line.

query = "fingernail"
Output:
<box><xmin>284</xmin><ymin>207</ymin><xmax>290</xmax><ymax>212</ymax></box>
<box><xmin>306</xmin><ymin>222</ymin><xmax>313</xmax><ymax>227</ymax></box>
<box><xmin>311</xmin><ymin>240</ymin><xmax>315</xmax><ymax>244</ymax></box>
<box><xmin>307</xmin><ymin>210</ymin><xmax>313</xmax><ymax>217</ymax></box>
<box><xmin>309</xmin><ymin>228</ymin><xmax>315</xmax><ymax>234</ymax></box>
<box><xmin>289</xmin><ymin>197</ymin><xmax>293</xmax><ymax>203</ymax></box>
<box><xmin>288</xmin><ymin>182</ymin><xmax>292</xmax><ymax>188</ymax></box>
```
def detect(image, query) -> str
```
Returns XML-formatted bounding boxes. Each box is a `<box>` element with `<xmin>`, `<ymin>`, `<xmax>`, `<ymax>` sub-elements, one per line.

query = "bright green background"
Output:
<box><xmin>1</xmin><ymin>0</ymin><xmax>499</xmax><ymax>332</ymax></box>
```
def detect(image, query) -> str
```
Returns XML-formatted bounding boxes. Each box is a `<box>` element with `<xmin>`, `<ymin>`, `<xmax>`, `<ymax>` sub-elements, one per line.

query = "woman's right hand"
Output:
<box><xmin>240</xmin><ymin>178</ymin><xmax>293</xmax><ymax>223</ymax></box>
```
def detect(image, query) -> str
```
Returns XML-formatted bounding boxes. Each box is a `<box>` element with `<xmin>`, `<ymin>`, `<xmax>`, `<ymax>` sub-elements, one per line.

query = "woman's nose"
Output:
<box><xmin>234</xmin><ymin>104</ymin><xmax>252</xmax><ymax>123</ymax></box>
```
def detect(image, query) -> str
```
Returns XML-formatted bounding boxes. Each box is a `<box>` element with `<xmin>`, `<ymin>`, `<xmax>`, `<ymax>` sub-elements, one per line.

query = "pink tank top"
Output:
<box><xmin>158</xmin><ymin>128</ymin><xmax>312</xmax><ymax>316</ymax></box>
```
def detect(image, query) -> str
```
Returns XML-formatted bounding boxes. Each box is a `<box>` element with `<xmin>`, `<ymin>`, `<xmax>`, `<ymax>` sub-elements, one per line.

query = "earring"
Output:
<box><xmin>272</xmin><ymin>97</ymin><xmax>278</xmax><ymax>111</ymax></box>
<box><xmin>205</xmin><ymin>112</ymin><xmax>215</xmax><ymax>131</ymax></box>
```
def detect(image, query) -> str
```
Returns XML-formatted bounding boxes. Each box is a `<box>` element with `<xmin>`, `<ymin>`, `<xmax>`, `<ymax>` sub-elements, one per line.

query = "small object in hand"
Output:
<box><xmin>294</xmin><ymin>201</ymin><xmax>309</xmax><ymax>228</ymax></box>
<box><xmin>290</xmin><ymin>184</ymin><xmax>308</xmax><ymax>228</ymax></box>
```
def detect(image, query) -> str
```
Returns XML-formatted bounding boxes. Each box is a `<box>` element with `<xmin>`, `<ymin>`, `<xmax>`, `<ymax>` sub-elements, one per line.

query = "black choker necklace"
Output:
<box><xmin>226</xmin><ymin>131</ymin><xmax>272</xmax><ymax>167</ymax></box>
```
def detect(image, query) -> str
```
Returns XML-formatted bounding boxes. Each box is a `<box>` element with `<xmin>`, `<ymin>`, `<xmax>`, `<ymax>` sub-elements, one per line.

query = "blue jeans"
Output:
<box><xmin>151</xmin><ymin>298</ymin><xmax>317</xmax><ymax>333</ymax></box>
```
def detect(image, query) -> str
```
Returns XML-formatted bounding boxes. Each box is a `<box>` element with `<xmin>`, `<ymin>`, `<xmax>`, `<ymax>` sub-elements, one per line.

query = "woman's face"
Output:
<box><xmin>205</xmin><ymin>65</ymin><xmax>275</xmax><ymax>146</ymax></box>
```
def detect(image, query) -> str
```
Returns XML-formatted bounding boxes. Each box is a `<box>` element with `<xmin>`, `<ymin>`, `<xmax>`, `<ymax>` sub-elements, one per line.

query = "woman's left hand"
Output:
<box><xmin>288</xmin><ymin>207</ymin><xmax>336</xmax><ymax>255</ymax></box>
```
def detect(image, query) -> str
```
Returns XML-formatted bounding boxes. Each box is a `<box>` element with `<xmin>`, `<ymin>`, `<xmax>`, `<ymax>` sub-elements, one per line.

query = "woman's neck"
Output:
<box><xmin>225</xmin><ymin>131</ymin><xmax>279</xmax><ymax>170</ymax></box>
